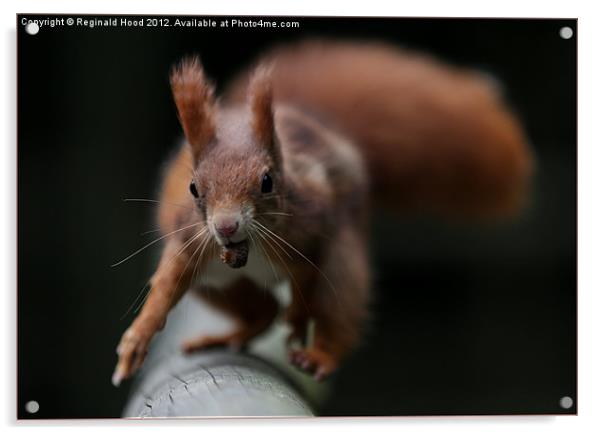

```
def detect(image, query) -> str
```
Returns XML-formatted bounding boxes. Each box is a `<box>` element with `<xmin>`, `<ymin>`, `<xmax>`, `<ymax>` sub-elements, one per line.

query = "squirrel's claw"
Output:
<box><xmin>112</xmin><ymin>327</ymin><xmax>149</xmax><ymax>387</ymax></box>
<box><xmin>288</xmin><ymin>347</ymin><xmax>337</xmax><ymax>381</ymax></box>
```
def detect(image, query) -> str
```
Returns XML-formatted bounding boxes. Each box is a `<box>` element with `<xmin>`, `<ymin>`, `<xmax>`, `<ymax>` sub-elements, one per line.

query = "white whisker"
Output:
<box><xmin>245</xmin><ymin>231</ymin><xmax>267</xmax><ymax>292</ymax></box>
<box><xmin>256</xmin><ymin>212</ymin><xmax>293</xmax><ymax>217</ymax></box>
<box><xmin>253</xmin><ymin>219</ymin><xmax>340</xmax><ymax>305</ymax></box>
<box><xmin>248</xmin><ymin>229</ymin><xmax>279</xmax><ymax>286</ymax></box>
<box><xmin>123</xmin><ymin>198</ymin><xmax>194</xmax><ymax>211</ymax></box>
<box><xmin>169</xmin><ymin>227</ymin><xmax>208</xmax><ymax>265</ymax></box>
<box><xmin>252</xmin><ymin>222</ymin><xmax>293</xmax><ymax>261</ymax></box>
<box><xmin>126</xmin><ymin>226</ymin><xmax>209</xmax><ymax>317</ymax></box>
<box><xmin>140</xmin><ymin>228</ymin><xmax>162</xmax><ymax>236</ymax></box>
<box><xmin>191</xmin><ymin>231</ymin><xmax>213</xmax><ymax>282</ymax></box>
<box><xmin>120</xmin><ymin>281</ymin><xmax>151</xmax><ymax>320</ymax></box>
<box><xmin>251</xmin><ymin>224</ymin><xmax>310</xmax><ymax>313</ymax></box>
<box><xmin>169</xmin><ymin>231</ymin><xmax>213</xmax><ymax>309</ymax></box>
<box><xmin>111</xmin><ymin>221</ymin><xmax>203</xmax><ymax>267</ymax></box>
<box><xmin>133</xmin><ymin>286</ymin><xmax>152</xmax><ymax>314</ymax></box>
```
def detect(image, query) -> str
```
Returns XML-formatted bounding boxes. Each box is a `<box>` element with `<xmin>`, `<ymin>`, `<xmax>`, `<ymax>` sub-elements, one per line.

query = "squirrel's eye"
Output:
<box><xmin>189</xmin><ymin>181</ymin><xmax>199</xmax><ymax>198</ymax></box>
<box><xmin>261</xmin><ymin>173</ymin><xmax>273</xmax><ymax>193</ymax></box>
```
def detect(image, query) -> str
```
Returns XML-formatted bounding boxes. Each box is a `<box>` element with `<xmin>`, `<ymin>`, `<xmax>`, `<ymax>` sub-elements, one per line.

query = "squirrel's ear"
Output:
<box><xmin>170</xmin><ymin>56</ymin><xmax>217</xmax><ymax>160</ymax></box>
<box><xmin>248</xmin><ymin>64</ymin><xmax>277</xmax><ymax>154</ymax></box>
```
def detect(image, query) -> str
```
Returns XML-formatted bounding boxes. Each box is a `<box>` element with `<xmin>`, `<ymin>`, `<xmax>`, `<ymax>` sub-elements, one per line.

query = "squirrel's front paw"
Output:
<box><xmin>288</xmin><ymin>347</ymin><xmax>338</xmax><ymax>381</ymax></box>
<box><xmin>112</xmin><ymin>327</ymin><xmax>150</xmax><ymax>387</ymax></box>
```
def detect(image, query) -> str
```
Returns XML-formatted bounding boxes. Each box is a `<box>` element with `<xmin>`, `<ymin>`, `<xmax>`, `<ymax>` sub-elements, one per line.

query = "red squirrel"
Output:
<box><xmin>112</xmin><ymin>40</ymin><xmax>533</xmax><ymax>386</ymax></box>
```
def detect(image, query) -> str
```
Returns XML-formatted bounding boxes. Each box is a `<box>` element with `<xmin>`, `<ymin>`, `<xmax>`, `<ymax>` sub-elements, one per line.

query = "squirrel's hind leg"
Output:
<box><xmin>182</xmin><ymin>277</ymin><xmax>280</xmax><ymax>353</ymax></box>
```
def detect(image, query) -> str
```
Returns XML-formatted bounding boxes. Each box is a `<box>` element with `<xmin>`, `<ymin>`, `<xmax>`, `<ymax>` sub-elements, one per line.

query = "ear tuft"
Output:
<box><xmin>248</xmin><ymin>64</ymin><xmax>275</xmax><ymax>149</ymax></box>
<box><xmin>170</xmin><ymin>56</ymin><xmax>217</xmax><ymax>159</ymax></box>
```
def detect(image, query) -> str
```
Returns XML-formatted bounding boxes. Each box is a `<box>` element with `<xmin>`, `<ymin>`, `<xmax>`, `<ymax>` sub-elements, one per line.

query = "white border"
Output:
<box><xmin>3</xmin><ymin>1</ymin><xmax>600</xmax><ymax>434</ymax></box>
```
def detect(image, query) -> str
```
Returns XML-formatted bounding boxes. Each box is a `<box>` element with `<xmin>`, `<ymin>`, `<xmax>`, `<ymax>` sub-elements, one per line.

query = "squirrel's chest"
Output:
<box><xmin>197</xmin><ymin>247</ymin><xmax>285</xmax><ymax>291</ymax></box>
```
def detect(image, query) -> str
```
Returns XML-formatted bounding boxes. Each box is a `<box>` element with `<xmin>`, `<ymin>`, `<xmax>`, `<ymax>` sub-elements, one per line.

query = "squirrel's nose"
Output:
<box><xmin>215</xmin><ymin>219</ymin><xmax>239</xmax><ymax>238</ymax></box>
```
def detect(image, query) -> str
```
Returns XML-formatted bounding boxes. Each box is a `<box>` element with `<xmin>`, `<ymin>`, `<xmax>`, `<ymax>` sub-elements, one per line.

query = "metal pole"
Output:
<box><xmin>122</xmin><ymin>293</ymin><xmax>319</xmax><ymax>417</ymax></box>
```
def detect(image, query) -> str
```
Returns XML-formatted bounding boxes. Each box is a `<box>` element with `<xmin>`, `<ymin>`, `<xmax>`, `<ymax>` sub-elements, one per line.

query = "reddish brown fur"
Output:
<box><xmin>170</xmin><ymin>57</ymin><xmax>217</xmax><ymax>160</ymax></box>
<box><xmin>227</xmin><ymin>39</ymin><xmax>534</xmax><ymax>217</ymax></box>
<box><xmin>157</xmin><ymin>145</ymin><xmax>194</xmax><ymax>233</ymax></box>
<box><xmin>183</xmin><ymin>278</ymin><xmax>280</xmax><ymax>352</ymax></box>
<box><xmin>248</xmin><ymin>65</ymin><xmax>276</xmax><ymax>152</ymax></box>
<box><xmin>113</xmin><ymin>40</ymin><xmax>534</xmax><ymax>386</ymax></box>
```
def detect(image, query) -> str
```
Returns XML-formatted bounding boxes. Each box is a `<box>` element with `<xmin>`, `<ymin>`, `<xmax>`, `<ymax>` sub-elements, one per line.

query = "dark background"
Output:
<box><xmin>17</xmin><ymin>15</ymin><xmax>576</xmax><ymax>418</ymax></box>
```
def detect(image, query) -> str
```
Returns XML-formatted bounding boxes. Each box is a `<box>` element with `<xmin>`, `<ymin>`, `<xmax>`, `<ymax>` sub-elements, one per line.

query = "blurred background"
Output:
<box><xmin>17</xmin><ymin>16</ymin><xmax>576</xmax><ymax>418</ymax></box>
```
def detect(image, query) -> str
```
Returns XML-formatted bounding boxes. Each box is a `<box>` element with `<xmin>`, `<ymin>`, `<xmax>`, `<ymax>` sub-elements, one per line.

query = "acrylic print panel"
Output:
<box><xmin>17</xmin><ymin>15</ymin><xmax>576</xmax><ymax>418</ymax></box>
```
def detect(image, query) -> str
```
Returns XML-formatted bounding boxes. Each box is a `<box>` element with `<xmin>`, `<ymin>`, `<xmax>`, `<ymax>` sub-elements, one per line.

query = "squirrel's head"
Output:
<box><xmin>170</xmin><ymin>57</ymin><xmax>283</xmax><ymax>248</ymax></box>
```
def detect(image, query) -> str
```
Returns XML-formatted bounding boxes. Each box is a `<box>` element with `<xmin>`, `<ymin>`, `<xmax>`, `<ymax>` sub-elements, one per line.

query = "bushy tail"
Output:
<box><xmin>226</xmin><ymin>39</ymin><xmax>534</xmax><ymax>217</ymax></box>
